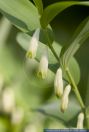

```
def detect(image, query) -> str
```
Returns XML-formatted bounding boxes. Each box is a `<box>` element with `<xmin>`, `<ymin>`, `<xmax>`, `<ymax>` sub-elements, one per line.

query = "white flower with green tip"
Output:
<box><xmin>61</xmin><ymin>84</ymin><xmax>71</xmax><ymax>112</ymax></box>
<box><xmin>37</xmin><ymin>46</ymin><xmax>48</xmax><ymax>79</ymax></box>
<box><xmin>26</xmin><ymin>28</ymin><xmax>40</xmax><ymax>59</ymax></box>
<box><xmin>54</xmin><ymin>68</ymin><xmax>63</xmax><ymax>98</ymax></box>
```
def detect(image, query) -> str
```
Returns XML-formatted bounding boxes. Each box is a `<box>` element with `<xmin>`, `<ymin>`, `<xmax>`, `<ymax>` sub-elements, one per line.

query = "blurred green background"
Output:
<box><xmin>0</xmin><ymin>0</ymin><xmax>89</xmax><ymax>131</ymax></box>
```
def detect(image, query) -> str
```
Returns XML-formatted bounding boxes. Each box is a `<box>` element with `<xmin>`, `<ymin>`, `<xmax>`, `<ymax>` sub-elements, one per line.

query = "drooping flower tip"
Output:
<box><xmin>37</xmin><ymin>71</ymin><xmax>47</xmax><ymax>79</ymax></box>
<box><xmin>26</xmin><ymin>51</ymin><xmax>33</xmax><ymax>59</ymax></box>
<box><xmin>77</xmin><ymin>112</ymin><xmax>84</xmax><ymax>129</ymax></box>
<box><xmin>54</xmin><ymin>67</ymin><xmax>63</xmax><ymax>98</ymax></box>
<box><xmin>26</xmin><ymin>28</ymin><xmax>40</xmax><ymax>59</ymax></box>
<box><xmin>37</xmin><ymin>47</ymin><xmax>48</xmax><ymax>79</ymax></box>
<box><xmin>61</xmin><ymin>84</ymin><xmax>71</xmax><ymax>112</ymax></box>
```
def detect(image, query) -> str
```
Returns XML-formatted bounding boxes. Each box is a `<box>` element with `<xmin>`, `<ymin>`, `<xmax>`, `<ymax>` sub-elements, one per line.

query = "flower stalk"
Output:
<box><xmin>66</xmin><ymin>68</ymin><xmax>85</xmax><ymax>109</ymax></box>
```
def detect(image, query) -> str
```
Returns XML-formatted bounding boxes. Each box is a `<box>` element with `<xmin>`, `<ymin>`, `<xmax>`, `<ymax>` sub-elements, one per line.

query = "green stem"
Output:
<box><xmin>66</xmin><ymin>67</ymin><xmax>85</xmax><ymax>109</ymax></box>
<box><xmin>44</xmin><ymin>28</ymin><xmax>85</xmax><ymax>110</ymax></box>
<box><xmin>49</xmin><ymin>44</ymin><xmax>59</xmax><ymax>62</ymax></box>
<box><xmin>44</xmin><ymin>29</ymin><xmax>59</xmax><ymax>62</ymax></box>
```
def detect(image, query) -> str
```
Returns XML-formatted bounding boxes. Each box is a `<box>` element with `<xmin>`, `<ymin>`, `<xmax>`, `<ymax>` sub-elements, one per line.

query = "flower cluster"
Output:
<box><xmin>54</xmin><ymin>67</ymin><xmax>71</xmax><ymax>112</ymax></box>
<box><xmin>1</xmin><ymin>87</ymin><xmax>24</xmax><ymax>125</ymax></box>
<box><xmin>54</xmin><ymin>67</ymin><xmax>84</xmax><ymax>128</ymax></box>
<box><xmin>26</xmin><ymin>29</ymin><xmax>48</xmax><ymax>79</ymax></box>
<box><xmin>26</xmin><ymin>29</ymin><xmax>85</xmax><ymax>129</ymax></box>
<box><xmin>0</xmin><ymin>77</ymin><xmax>24</xmax><ymax>127</ymax></box>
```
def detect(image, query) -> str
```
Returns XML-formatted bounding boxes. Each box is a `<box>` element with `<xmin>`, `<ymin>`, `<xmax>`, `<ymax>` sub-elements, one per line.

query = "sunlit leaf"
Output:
<box><xmin>0</xmin><ymin>0</ymin><xmax>40</xmax><ymax>32</ymax></box>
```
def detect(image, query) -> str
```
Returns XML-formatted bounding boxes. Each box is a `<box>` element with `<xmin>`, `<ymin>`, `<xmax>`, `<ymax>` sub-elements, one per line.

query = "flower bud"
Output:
<box><xmin>11</xmin><ymin>107</ymin><xmax>24</xmax><ymax>125</ymax></box>
<box><xmin>26</xmin><ymin>28</ymin><xmax>40</xmax><ymax>59</ymax></box>
<box><xmin>61</xmin><ymin>84</ymin><xmax>71</xmax><ymax>112</ymax></box>
<box><xmin>2</xmin><ymin>88</ymin><xmax>15</xmax><ymax>113</ymax></box>
<box><xmin>77</xmin><ymin>112</ymin><xmax>84</xmax><ymax>129</ymax></box>
<box><xmin>37</xmin><ymin>46</ymin><xmax>48</xmax><ymax>79</ymax></box>
<box><xmin>54</xmin><ymin>68</ymin><xmax>63</xmax><ymax>98</ymax></box>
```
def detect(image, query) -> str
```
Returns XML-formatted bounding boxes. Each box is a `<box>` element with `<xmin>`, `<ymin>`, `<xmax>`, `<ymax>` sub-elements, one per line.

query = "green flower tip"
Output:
<box><xmin>61</xmin><ymin>107</ymin><xmax>65</xmax><ymax>113</ymax></box>
<box><xmin>37</xmin><ymin>71</ymin><xmax>47</xmax><ymax>79</ymax></box>
<box><xmin>26</xmin><ymin>51</ymin><xmax>33</xmax><ymax>59</ymax></box>
<box><xmin>55</xmin><ymin>92</ymin><xmax>62</xmax><ymax>99</ymax></box>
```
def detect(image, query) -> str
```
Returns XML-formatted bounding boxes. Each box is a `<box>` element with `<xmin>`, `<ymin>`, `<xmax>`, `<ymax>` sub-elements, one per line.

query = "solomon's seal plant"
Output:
<box><xmin>0</xmin><ymin>0</ymin><xmax>89</xmax><ymax>131</ymax></box>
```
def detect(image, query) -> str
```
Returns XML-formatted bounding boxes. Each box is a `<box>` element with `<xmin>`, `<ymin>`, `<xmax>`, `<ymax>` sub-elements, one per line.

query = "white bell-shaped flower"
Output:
<box><xmin>61</xmin><ymin>84</ymin><xmax>71</xmax><ymax>112</ymax></box>
<box><xmin>2</xmin><ymin>88</ymin><xmax>15</xmax><ymax>113</ymax></box>
<box><xmin>26</xmin><ymin>28</ymin><xmax>40</xmax><ymax>59</ymax></box>
<box><xmin>77</xmin><ymin>112</ymin><xmax>84</xmax><ymax>129</ymax></box>
<box><xmin>54</xmin><ymin>68</ymin><xmax>63</xmax><ymax>98</ymax></box>
<box><xmin>37</xmin><ymin>46</ymin><xmax>48</xmax><ymax>79</ymax></box>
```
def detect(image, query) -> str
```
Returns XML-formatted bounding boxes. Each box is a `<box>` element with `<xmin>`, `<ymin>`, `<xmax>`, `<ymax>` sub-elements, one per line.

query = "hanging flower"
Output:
<box><xmin>54</xmin><ymin>68</ymin><xmax>63</xmax><ymax>98</ymax></box>
<box><xmin>77</xmin><ymin>112</ymin><xmax>84</xmax><ymax>129</ymax></box>
<box><xmin>2</xmin><ymin>88</ymin><xmax>15</xmax><ymax>113</ymax></box>
<box><xmin>26</xmin><ymin>28</ymin><xmax>40</xmax><ymax>59</ymax></box>
<box><xmin>61</xmin><ymin>84</ymin><xmax>71</xmax><ymax>112</ymax></box>
<box><xmin>37</xmin><ymin>46</ymin><xmax>48</xmax><ymax>79</ymax></box>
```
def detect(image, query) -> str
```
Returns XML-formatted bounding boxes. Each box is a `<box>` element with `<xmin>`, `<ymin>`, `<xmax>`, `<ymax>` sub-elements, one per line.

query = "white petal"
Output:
<box><xmin>2</xmin><ymin>88</ymin><xmax>15</xmax><ymax>113</ymax></box>
<box><xmin>37</xmin><ymin>46</ymin><xmax>48</xmax><ymax>79</ymax></box>
<box><xmin>54</xmin><ymin>68</ymin><xmax>63</xmax><ymax>97</ymax></box>
<box><xmin>26</xmin><ymin>28</ymin><xmax>40</xmax><ymax>59</ymax></box>
<box><xmin>61</xmin><ymin>84</ymin><xmax>71</xmax><ymax>112</ymax></box>
<box><xmin>77</xmin><ymin>112</ymin><xmax>84</xmax><ymax>129</ymax></box>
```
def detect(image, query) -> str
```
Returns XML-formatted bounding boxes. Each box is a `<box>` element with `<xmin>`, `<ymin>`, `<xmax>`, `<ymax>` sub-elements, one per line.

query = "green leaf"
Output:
<box><xmin>16</xmin><ymin>32</ymin><xmax>80</xmax><ymax>85</ymax></box>
<box><xmin>60</xmin><ymin>16</ymin><xmax>89</xmax><ymax>67</ymax></box>
<box><xmin>33</xmin><ymin>96</ymin><xmax>81</xmax><ymax>125</ymax></box>
<box><xmin>0</xmin><ymin>0</ymin><xmax>40</xmax><ymax>32</ymax></box>
<box><xmin>33</xmin><ymin>0</ymin><xmax>43</xmax><ymax>15</ymax></box>
<box><xmin>13</xmin><ymin>59</ymin><xmax>55</xmax><ymax>108</ymax></box>
<box><xmin>0</xmin><ymin>46</ymin><xmax>21</xmax><ymax>83</ymax></box>
<box><xmin>40</xmin><ymin>1</ymin><xmax>89</xmax><ymax>28</ymax></box>
<box><xmin>63</xmin><ymin>57</ymin><xmax>80</xmax><ymax>85</ymax></box>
